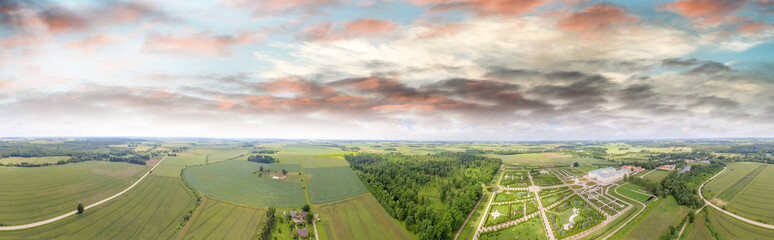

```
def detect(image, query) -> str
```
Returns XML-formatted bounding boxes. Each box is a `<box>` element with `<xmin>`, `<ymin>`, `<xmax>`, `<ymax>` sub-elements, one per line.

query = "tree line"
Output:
<box><xmin>628</xmin><ymin>162</ymin><xmax>724</xmax><ymax>208</ymax></box>
<box><xmin>345</xmin><ymin>152</ymin><xmax>500</xmax><ymax>240</ymax></box>
<box><xmin>247</xmin><ymin>155</ymin><xmax>278</xmax><ymax>163</ymax></box>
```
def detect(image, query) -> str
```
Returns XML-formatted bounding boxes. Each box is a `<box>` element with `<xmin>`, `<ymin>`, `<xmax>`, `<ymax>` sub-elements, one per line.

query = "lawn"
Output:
<box><xmin>0</xmin><ymin>176</ymin><xmax>196</xmax><ymax>239</ymax></box>
<box><xmin>0</xmin><ymin>156</ymin><xmax>71</xmax><ymax>165</ymax></box>
<box><xmin>0</xmin><ymin>161</ymin><xmax>148</xmax><ymax>225</ymax></box>
<box><xmin>499</xmin><ymin>171</ymin><xmax>531</xmax><ymax>187</ymax></box>
<box><xmin>724</xmin><ymin>164</ymin><xmax>774</xmax><ymax>223</ymax></box>
<box><xmin>182</xmin><ymin>160</ymin><xmax>306</xmax><ymax>207</ymax></box>
<box><xmin>178</xmin><ymin>197</ymin><xmax>267</xmax><ymax>240</ymax></box>
<box><xmin>548</xmin><ymin>196</ymin><xmax>605</xmax><ymax>238</ymax></box>
<box><xmin>616</xmin><ymin>185</ymin><xmax>651</xmax><ymax>203</ymax></box>
<box><xmin>703</xmin><ymin>162</ymin><xmax>762</xmax><ymax>200</ymax></box>
<box><xmin>305</xmin><ymin>166</ymin><xmax>369</xmax><ymax>204</ymax></box>
<box><xmin>479</xmin><ymin>216</ymin><xmax>546</xmax><ymax>240</ymax></box>
<box><xmin>710</xmin><ymin>208</ymin><xmax>774</xmax><ymax>239</ymax></box>
<box><xmin>644</xmin><ymin>170</ymin><xmax>670</xmax><ymax>182</ymax></box>
<box><xmin>494</xmin><ymin>191</ymin><xmax>533</xmax><ymax>203</ymax></box>
<box><xmin>315</xmin><ymin>194</ymin><xmax>412</xmax><ymax>240</ymax></box>
<box><xmin>609</xmin><ymin>196</ymin><xmax>688</xmax><ymax>240</ymax></box>
<box><xmin>576</xmin><ymin>165</ymin><xmax>598</xmax><ymax>172</ymax></box>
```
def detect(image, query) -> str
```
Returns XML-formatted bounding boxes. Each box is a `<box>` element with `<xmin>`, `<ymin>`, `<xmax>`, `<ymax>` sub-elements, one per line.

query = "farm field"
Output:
<box><xmin>304</xmin><ymin>166</ymin><xmax>369</xmax><ymax>204</ymax></box>
<box><xmin>153</xmin><ymin>148</ymin><xmax>219</xmax><ymax>177</ymax></box>
<box><xmin>479</xmin><ymin>216</ymin><xmax>546</xmax><ymax>240</ymax></box>
<box><xmin>553</xmin><ymin>157</ymin><xmax>611</xmax><ymax>165</ymax></box>
<box><xmin>644</xmin><ymin>170</ymin><xmax>671</xmax><ymax>182</ymax></box>
<box><xmin>684</xmin><ymin>215</ymin><xmax>713</xmax><ymax>240</ymax></box>
<box><xmin>281</xmin><ymin>144</ymin><xmax>343</xmax><ymax>154</ymax></box>
<box><xmin>705</xmin><ymin>162</ymin><xmax>762</xmax><ymax>198</ymax></box>
<box><xmin>0</xmin><ymin>176</ymin><xmax>195</xmax><ymax>239</ymax></box>
<box><xmin>616</xmin><ymin>184</ymin><xmax>651</xmax><ymax>202</ymax></box>
<box><xmin>596</xmin><ymin>143</ymin><xmax>691</xmax><ymax>155</ymax></box>
<box><xmin>315</xmin><ymin>194</ymin><xmax>413</xmax><ymax>240</ymax></box>
<box><xmin>710</xmin><ymin>208</ymin><xmax>774</xmax><ymax>239</ymax></box>
<box><xmin>608</xmin><ymin>196</ymin><xmax>688</xmax><ymax>240</ymax></box>
<box><xmin>274</xmin><ymin>151</ymin><xmax>349</xmax><ymax>168</ymax></box>
<box><xmin>0</xmin><ymin>156</ymin><xmax>70</xmax><ymax>165</ymax></box>
<box><xmin>178</xmin><ymin>197</ymin><xmax>267</xmax><ymax>240</ymax></box>
<box><xmin>0</xmin><ymin>161</ymin><xmax>148</xmax><ymax>225</ymax></box>
<box><xmin>183</xmin><ymin>160</ymin><xmax>305</xmax><ymax>207</ymax></box>
<box><xmin>724</xmin><ymin>164</ymin><xmax>774</xmax><ymax>223</ymax></box>
<box><xmin>715</xmin><ymin>163</ymin><xmax>766</xmax><ymax>201</ymax></box>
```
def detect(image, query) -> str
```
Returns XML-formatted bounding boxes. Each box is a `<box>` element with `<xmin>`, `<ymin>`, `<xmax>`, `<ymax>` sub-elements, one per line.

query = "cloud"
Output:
<box><xmin>301</xmin><ymin>18</ymin><xmax>398</xmax><ymax>41</ymax></box>
<box><xmin>737</xmin><ymin>21</ymin><xmax>770</xmax><ymax>34</ymax></box>
<box><xmin>689</xmin><ymin>61</ymin><xmax>733</xmax><ymax>74</ymax></box>
<box><xmin>141</xmin><ymin>30</ymin><xmax>262</xmax><ymax>57</ymax></box>
<box><xmin>221</xmin><ymin>0</ymin><xmax>340</xmax><ymax>16</ymax></box>
<box><xmin>0</xmin><ymin>0</ymin><xmax>160</xmax><ymax>34</ymax></box>
<box><xmin>557</xmin><ymin>3</ymin><xmax>639</xmax><ymax>34</ymax></box>
<box><xmin>660</xmin><ymin>0</ymin><xmax>747</xmax><ymax>26</ymax></box>
<box><xmin>410</xmin><ymin>0</ymin><xmax>546</xmax><ymax>17</ymax></box>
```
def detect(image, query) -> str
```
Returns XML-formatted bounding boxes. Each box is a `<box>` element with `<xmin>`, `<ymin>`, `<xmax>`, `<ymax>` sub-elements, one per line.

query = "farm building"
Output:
<box><xmin>587</xmin><ymin>167</ymin><xmax>628</xmax><ymax>185</ymax></box>
<box><xmin>657</xmin><ymin>165</ymin><xmax>676</xmax><ymax>171</ymax></box>
<box><xmin>290</xmin><ymin>210</ymin><xmax>307</xmax><ymax>224</ymax></box>
<box><xmin>297</xmin><ymin>228</ymin><xmax>309</xmax><ymax>238</ymax></box>
<box><xmin>539</xmin><ymin>169</ymin><xmax>549</xmax><ymax>174</ymax></box>
<box><xmin>678</xmin><ymin>165</ymin><xmax>691</xmax><ymax>175</ymax></box>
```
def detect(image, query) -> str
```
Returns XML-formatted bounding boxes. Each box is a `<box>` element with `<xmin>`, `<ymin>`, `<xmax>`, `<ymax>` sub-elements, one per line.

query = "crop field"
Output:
<box><xmin>316</xmin><ymin>194</ymin><xmax>412</xmax><ymax>240</ymax></box>
<box><xmin>479</xmin><ymin>216</ymin><xmax>546</xmax><ymax>240</ymax></box>
<box><xmin>709</xmin><ymin>208</ymin><xmax>774</xmax><ymax>239</ymax></box>
<box><xmin>552</xmin><ymin>157</ymin><xmax>611</xmax><ymax>165</ymax></box>
<box><xmin>0</xmin><ymin>176</ymin><xmax>195</xmax><ymax>239</ymax></box>
<box><xmin>305</xmin><ymin>166</ymin><xmax>369</xmax><ymax>204</ymax></box>
<box><xmin>0</xmin><ymin>161</ymin><xmax>147</xmax><ymax>225</ymax></box>
<box><xmin>644</xmin><ymin>170</ymin><xmax>670</xmax><ymax>182</ymax></box>
<box><xmin>684</xmin><ymin>214</ymin><xmax>712</xmax><ymax>240</ymax></box>
<box><xmin>724</xmin><ymin>164</ymin><xmax>774</xmax><ymax>223</ymax></box>
<box><xmin>183</xmin><ymin>160</ymin><xmax>305</xmax><ymax>207</ymax></box>
<box><xmin>179</xmin><ymin>197</ymin><xmax>267</xmax><ymax>240</ymax></box>
<box><xmin>275</xmin><ymin>152</ymin><xmax>349</xmax><ymax>168</ymax></box>
<box><xmin>609</xmin><ymin>196</ymin><xmax>688</xmax><ymax>240</ymax></box>
<box><xmin>0</xmin><ymin>156</ymin><xmax>71</xmax><ymax>165</ymax></box>
<box><xmin>705</xmin><ymin>162</ymin><xmax>762</xmax><ymax>198</ymax></box>
<box><xmin>595</xmin><ymin>143</ymin><xmax>692</xmax><ymax>155</ymax></box>
<box><xmin>281</xmin><ymin>144</ymin><xmax>343</xmax><ymax>154</ymax></box>
<box><xmin>153</xmin><ymin>148</ymin><xmax>219</xmax><ymax>177</ymax></box>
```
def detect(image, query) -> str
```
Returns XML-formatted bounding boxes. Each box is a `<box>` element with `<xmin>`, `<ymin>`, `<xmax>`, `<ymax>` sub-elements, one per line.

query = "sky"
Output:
<box><xmin>1</xmin><ymin>0</ymin><xmax>773</xmax><ymax>140</ymax></box>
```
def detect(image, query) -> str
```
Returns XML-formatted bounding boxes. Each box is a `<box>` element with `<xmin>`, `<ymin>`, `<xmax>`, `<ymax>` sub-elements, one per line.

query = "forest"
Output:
<box><xmin>345</xmin><ymin>152</ymin><xmax>500</xmax><ymax>240</ymax></box>
<box><xmin>247</xmin><ymin>155</ymin><xmax>277</xmax><ymax>163</ymax></box>
<box><xmin>628</xmin><ymin>162</ymin><xmax>724</xmax><ymax>208</ymax></box>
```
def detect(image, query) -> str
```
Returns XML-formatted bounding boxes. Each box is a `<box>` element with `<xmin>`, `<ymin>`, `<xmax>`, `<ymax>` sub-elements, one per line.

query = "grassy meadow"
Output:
<box><xmin>710</xmin><ymin>208</ymin><xmax>774</xmax><ymax>239</ymax></box>
<box><xmin>608</xmin><ymin>196</ymin><xmax>688</xmax><ymax>240</ymax></box>
<box><xmin>703</xmin><ymin>162</ymin><xmax>762</xmax><ymax>199</ymax></box>
<box><xmin>0</xmin><ymin>176</ymin><xmax>195</xmax><ymax>239</ymax></box>
<box><xmin>315</xmin><ymin>194</ymin><xmax>413</xmax><ymax>240</ymax></box>
<box><xmin>178</xmin><ymin>197</ymin><xmax>267</xmax><ymax>240</ymax></box>
<box><xmin>0</xmin><ymin>161</ymin><xmax>147</xmax><ymax>225</ymax></box>
<box><xmin>724</xmin><ymin>164</ymin><xmax>774</xmax><ymax>223</ymax></box>
<box><xmin>304</xmin><ymin>166</ymin><xmax>368</xmax><ymax>204</ymax></box>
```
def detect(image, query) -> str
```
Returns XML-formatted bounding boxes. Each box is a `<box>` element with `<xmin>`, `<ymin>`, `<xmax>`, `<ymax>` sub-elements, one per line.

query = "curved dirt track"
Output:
<box><xmin>698</xmin><ymin>166</ymin><xmax>774</xmax><ymax>230</ymax></box>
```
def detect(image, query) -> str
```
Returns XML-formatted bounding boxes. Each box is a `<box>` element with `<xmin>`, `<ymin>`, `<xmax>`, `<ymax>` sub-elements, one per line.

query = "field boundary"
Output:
<box><xmin>0</xmin><ymin>155</ymin><xmax>168</xmax><ymax>231</ymax></box>
<box><xmin>698</xmin><ymin>166</ymin><xmax>774</xmax><ymax>230</ymax></box>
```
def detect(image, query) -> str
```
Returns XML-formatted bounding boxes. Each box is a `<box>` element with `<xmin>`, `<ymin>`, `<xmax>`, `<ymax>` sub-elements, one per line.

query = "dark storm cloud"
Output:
<box><xmin>483</xmin><ymin>67</ymin><xmax>540</xmax><ymax>80</ymax></box>
<box><xmin>662</xmin><ymin>58</ymin><xmax>699</xmax><ymax>68</ymax></box>
<box><xmin>690</xmin><ymin>96</ymin><xmax>740</xmax><ymax>109</ymax></box>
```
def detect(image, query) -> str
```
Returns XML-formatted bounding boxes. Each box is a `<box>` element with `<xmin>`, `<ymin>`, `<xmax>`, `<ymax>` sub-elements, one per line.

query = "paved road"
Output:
<box><xmin>0</xmin><ymin>156</ymin><xmax>168</xmax><ymax>231</ymax></box>
<box><xmin>698</xmin><ymin>166</ymin><xmax>774</xmax><ymax>229</ymax></box>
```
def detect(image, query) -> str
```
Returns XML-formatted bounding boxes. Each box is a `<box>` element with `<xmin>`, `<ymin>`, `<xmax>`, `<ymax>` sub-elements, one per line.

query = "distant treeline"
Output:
<box><xmin>628</xmin><ymin>162</ymin><xmax>724</xmax><ymax>208</ymax></box>
<box><xmin>247</xmin><ymin>155</ymin><xmax>277</xmax><ymax>163</ymax></box>
<box><xmin>465</xmin><ymin>148</ymin><xmax>555</xmax><ymax>155</ymax></box>
<box><xmin>346</xmin><ymin>152</ymin><xmax>500</xmax><ymax>240</ymax></box>
<box><xmin>0</xmin><ymin>140</ymin><xmax>159</xmax><ymax>167</ymax></box>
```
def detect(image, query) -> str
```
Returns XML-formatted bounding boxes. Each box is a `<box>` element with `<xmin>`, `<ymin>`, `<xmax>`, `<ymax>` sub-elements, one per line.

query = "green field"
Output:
<box><xmin>0</xmin><ymin>161</ymin><xmax>148</xmax><ymax>225</ymax></box>
<box><xmin>179</xmin><ymin>197</ymin><xmax>267</xmax><ymax>240</ymax></box>
<box><xmin>684</xmin><ymin>214</ymin><xmax>713</xmax><ymax>240</ymax></box>
<box><xmin>316</xmin><ymin>194</ymin><xmax>412</xmax><ymax>240</ymax></box>
<box><xmin>552</xmin><ymin>157</ymin><xmax>611</xmax><ymax>165</ymax></box>
<box><xmin>281</xmin><ymin>144</ymin><xmax>343</xmax><ymax>154</ymax></box>
<box><xmin>0</xmin><ymin>176</ymin><xmax>195</xmax><ymax>239</ymax></box>
<box><xmin>609</xmin><ymin>196</ymin><xmax>688</xmax><ymax>240</ymax></box>
<box><xmin>616</xmin><ymin>184</ymin><xmax>651</xmax><ymax>202</ymax></box>
<box><xmin>153</xmin><ymin>148</ymin><xmax>219</xmax><ymax>177</ymax></box>
<box><xmin>724</xmin><ymin>164</ymin><xmax>774</xmax><ymax>223</ymax></box>
<box><xmin>305</xmin><ymin>166</ymin><xmax>369</xmax><ymax>204</ymax></box>
<box><xmin>716</xmin><ymin>164</ymin><xmax>766</xmax><ymax>201</ymax></box>
<box><xmin>183</xmin><ymin>160</ymin><xmax>306</xmax><ymax>207</ymax></box>
<box><xmin>710</xmin><ymin>208</ymin><xmax>774</xmax><ymax>239</ymax></box>
<box><xmin>644</xmin><ymin>170</ymin><xmax>670</xmax><ymax>182</ymax></box>
<box><xmin>274</xmin><ymin>152</ymin><xmax>349</xmax><ymax>168</ymax></box>
<box><xmin>479</xmin><ymin>216</ymin><xmax>546</xmax><ymax>240</ymax></box>
<box><xmin>0</xmin><ymin>156</ymin><xmax>71</xmax><ymax>165</ymax></box>
<box><xmin>704</xmin><ymin>162</ymin><xmax>762</xmax><ymax>200</ymax></box>
<box><xmin>576</xmin><ymin>165</ymin><xmax>598</xmax><ymax>172</ymax></box>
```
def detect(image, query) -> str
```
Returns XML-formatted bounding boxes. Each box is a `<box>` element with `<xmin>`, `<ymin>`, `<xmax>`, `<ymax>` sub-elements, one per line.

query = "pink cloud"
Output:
<box><xmin>737</xmin><ymin>21</ymin><xmax>770</xmax><ymax>33</ymax></box>
<box><xmin>67</xmin><ymin>33</ymin><xmax>123</xmax><ymax>53</ymax></box>
<box><xmin>0</xmin><ymin>1</ymin><xmax>159</xmax><ymax>34</ymax></box>
<box><xmin>557</xmin><ymin>3</ymin><xmax>639</xmax><ymax>34</ymax></box>
<box><xmin>222</xmin><ymin>0</ymin><xmax>340</xmax><ymax>16</ymax></box>
<box><xmin>660</xmin><ymin>0</ymin><xmax>748</xmax><ymax>26</ymax></box>
<box><xmin>302</xmin><ymin>18</ymin><xmax>398</xmax><ymax>41</ymax></box>
<box><xmin>141</xmin><ymin>30</ymin><xmax>262</xmax><ymax>57</ymax></box>
<box><xmin>411</xmin><ymin>0</ymin><xmax>546</xmax><ymax>16</ymax></box>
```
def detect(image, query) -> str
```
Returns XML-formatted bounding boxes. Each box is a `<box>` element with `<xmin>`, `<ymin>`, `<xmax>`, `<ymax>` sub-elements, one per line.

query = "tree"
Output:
<box><xmin>77</xmin><ymin>203</ymin><xmax>84</xmax><ymax>214</ymax></box>
<box><xmin>573</xmin><ymin>162</ymin><xmax>580</xmax><ymax>167</ymax></box>
<box><xmin>259</xmin><ymin>166</ymin><xmax>264</xmax><ymax>172</ymax></box>
<box><xmin>282</xmin><ymin>169</ymin><xmax>288</xmax><ymax>175</ymax></box>
<box><xmin>305</xmin><ymin>211</ymin><xmax>315</xmax><ymax>224</ymax></box>
<box><xmin>302</xmin><ymin>204</ymin><xmax>310</xmax><ymax>212</ymax></box>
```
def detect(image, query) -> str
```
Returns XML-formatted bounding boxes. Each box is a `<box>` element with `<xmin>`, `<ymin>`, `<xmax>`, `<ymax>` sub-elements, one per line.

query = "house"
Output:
<box><xmin>684</xmin><ymin>159</ymin><xmax>694</xmax><ymax>163</ymax></box>
<box><xmin>587</xmin><ymin>167</ymin><xmax>628</xmax><ymax>185</ymax></box>
<box><xmin>539</xmin><ymin>169</ymin><xmax>549</xmax><ymax>174</ymax></box>
<box><xmin>297</xmin><ymin>228</ymin><xmax>309</xmax><ymax>238</ymax></box>
<box><xmin>657</xmin><ymin>165</ymin><xmax>676</xmax><ymax>171</ymax></box>
<box><xmin>634</xmin><ymin>167</ymin><xmax>646</xmax><ymax>172</ymax></box>
<box><xmin>621</xmin><ymin>165</ymin><xmax>645</xmax><ymax>173</ymax></box>
<box><xmin>678</xmin><ymin>165</ymin><xmax>691</xmax><ymax>175</ymax></box>
<box><xmin>290</xmin><ymin>211</ymin><xmax>307</xmax><ymax>224</ymax></box>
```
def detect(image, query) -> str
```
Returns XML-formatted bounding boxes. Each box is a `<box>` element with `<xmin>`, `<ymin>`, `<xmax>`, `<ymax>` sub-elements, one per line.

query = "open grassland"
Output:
<box><xmin>644</xmin><ymin>170</ymin><xmax>671</xmax><ymax>182</ymax></box>
<box><xmin>178</xmin><ymin>197</ymin><xmax>267</xmax><ymax>240</ymax></box>
<box><xmin>479</xmin><ymin>216</ymin><xmax>546</xmax><ymax>240</ymax></box>
<box><xmin>616</xmin><ymin>184</ymin><xmax>651</xmax><ymax>202</ymax></box>
<box><xmin>0</xmin><ymin>156</ymin><xmax>71</xmax><ymax>165</ymax></box>
<box><xmin>183</xmin><ymin>160</ymin><xmax>305</xmax><ymax>207</ymax></box>
<box><xmin>716</xmin><ymin>164</ymin><xmax>766</xmax><ymax>201</ymax></box>
<box><xmin>0</xmin><ymin>176</ymin><xmax>195</xmax><ymax>239</ymax></box>
<box><xmin>274</xmin><ymin>152</ymin><xmax>349</xmax><ymax>168</ymax></box>
<box><xmin>710</xmin><ymin>208</ymin><xmax>774</xmax><ymax>239</ymax></box>
<box><xmin>316</xmin><ymin>194</ymin><xmax>412</xmax><ymax>240</ymax></box>
<box><xmin>684</xmin><ymin>215</ymin><xmax>713</xmax><ymax>240</ymax></box>
<box><xmin>305</xmin><ymin>166</ymin><xmax>368</xmax><ymax>204</ymax></box>
<box><xmin>553</xmin><ymin>157</ymin><xmax>611</xmax><ymax>165</ymax></box>
<box><xmin>725</xmin><ymin>164</ymin><xmax>774</xmax><ymax>223</ymax></box>
<box><xmin>281</xmin><ymin>144</ymin><xmax>343</xmax><ymax>154</ymax></box>
<box><xmin>0</xmin><ymin>161</ymin><xmax>147</xmax><ymax>225</ymax></box>
<box><xmin>609</xmin><ymin>196</ymin><xmax>688</xmax><ymax>240</ymax></box>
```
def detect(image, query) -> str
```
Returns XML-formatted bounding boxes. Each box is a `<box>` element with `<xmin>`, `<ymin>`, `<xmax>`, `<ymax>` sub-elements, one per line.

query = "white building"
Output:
<box><xmin>587</xmin><ymin>167</ymin><xmax>628</xmax><ymax>185</ymax></box>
